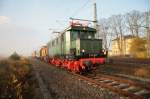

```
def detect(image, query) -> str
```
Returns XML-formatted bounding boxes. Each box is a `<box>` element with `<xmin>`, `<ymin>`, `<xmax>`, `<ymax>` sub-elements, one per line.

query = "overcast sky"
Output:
<box><xmin>0</xmin><ymin>0</ymin><xmax>150</xmax><ymax>56</ymax></box>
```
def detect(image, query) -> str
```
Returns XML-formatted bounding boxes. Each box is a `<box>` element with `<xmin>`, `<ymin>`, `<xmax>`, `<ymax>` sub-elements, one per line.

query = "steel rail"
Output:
<box><xmin>73</xmin><ymin>73</ymin><xmax>142</xmax><ymax>99</ymax></box>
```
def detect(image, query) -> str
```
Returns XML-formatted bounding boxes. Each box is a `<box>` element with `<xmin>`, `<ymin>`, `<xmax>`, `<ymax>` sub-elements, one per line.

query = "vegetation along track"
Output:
<box><xmin>72</xmin><ymin>72</ymin><xmax>150</xmax><ymax>99</ymax></box>
<box><xmin>110</xmin><ymin>57</ymin><xmax>150</xmax><ymax>66</ymax></box>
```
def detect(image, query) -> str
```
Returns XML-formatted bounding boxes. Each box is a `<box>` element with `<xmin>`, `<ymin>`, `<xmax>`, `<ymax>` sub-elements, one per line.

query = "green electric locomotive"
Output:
<box><xmin>47</xmin><ymin>21</ymin><xmax>106</xmax><ymax>73</ymax></box>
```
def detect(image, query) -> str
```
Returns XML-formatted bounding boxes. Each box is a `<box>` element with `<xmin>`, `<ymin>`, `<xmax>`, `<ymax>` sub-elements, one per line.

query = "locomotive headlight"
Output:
<box><xmin>104</xmin><ymin>50</ymin><xmax>106</xmax><ymax>54</ymax></box>
<box><xmin>82</xmin><ymin>49</ymin><xmax>85</xmax><ymax>52</ymax></box>
<box><xmin>102</xmin><ymin>49</ymin><xmax>105</xmax><ymax>52</ymax></box>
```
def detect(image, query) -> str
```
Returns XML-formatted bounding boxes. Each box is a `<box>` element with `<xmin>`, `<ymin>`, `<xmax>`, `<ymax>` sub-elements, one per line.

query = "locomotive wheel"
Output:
<box><xmin>83</xmin><ymin>60</ymin><xmax>93</xmax><ymax>73</ymax></box>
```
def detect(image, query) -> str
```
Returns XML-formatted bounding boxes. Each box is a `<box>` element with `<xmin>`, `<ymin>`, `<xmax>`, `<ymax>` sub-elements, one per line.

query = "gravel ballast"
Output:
<box><xmin>31</xmin><ymin>59</ymin><xmax>123</xmax><ymax>99</ymax></box>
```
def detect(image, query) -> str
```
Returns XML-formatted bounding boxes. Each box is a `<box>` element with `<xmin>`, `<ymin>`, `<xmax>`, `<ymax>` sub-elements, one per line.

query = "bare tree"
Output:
<box><xmin>144</xmin><ymin>11</ymin><xmax>150</xmax><ymax>57</ymax></box>
<box><xmin>98</xmin><ymin>10</ymin><xmax>150</xmax><ymax>57</ymax></box>
<box><xmin>126</xmin><ymin>10</ymin><xmax>142</xmax><ymax>37</ymax></box>
<box><xmin>99</xmin><ymin>19</ymin><xmax>109</xmax><ymax>50</ymax></box>
<box><xmin>109</xmin><ymin>15</ymin><xmax>125</xmax><ymax>55</ymax></box>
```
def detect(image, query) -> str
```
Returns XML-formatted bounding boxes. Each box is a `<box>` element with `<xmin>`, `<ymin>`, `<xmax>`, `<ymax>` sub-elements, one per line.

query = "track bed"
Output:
<box><xmin>31</xmin><ymin>59</ymin><xmax>124</xmax><ymax>99</ymax></box>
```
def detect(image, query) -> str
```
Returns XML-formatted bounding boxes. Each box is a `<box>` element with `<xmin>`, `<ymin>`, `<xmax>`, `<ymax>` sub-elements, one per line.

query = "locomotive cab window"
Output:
<box><xmin>70</xmin><ymin>29</ymin><xmax>95</xmax><ymax>40</ymax></box>
<box><xmin>79</xmin><ymin>31</ymin><xmax>94</xmax><ymax>39</ymax></box>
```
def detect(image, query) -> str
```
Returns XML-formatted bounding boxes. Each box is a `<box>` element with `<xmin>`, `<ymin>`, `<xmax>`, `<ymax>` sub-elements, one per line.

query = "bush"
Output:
<box><xmin>134</xmin><ymin>67</ymin><xmax>150</xmax><ymax>77</ymax></box>
<box><xmin>129</xmin><ymin>37</ymin><xmax>147</xmax><ymax>58</ymax></box>
<box><xmin>0</xmin><ymin>59</ymin><xmax>36</xmax><ymax>99</ymax></box>
<box><xmin>9</xmin><ymin>52</ymin><xmax>21</xmax><ymax>60</ymax></box>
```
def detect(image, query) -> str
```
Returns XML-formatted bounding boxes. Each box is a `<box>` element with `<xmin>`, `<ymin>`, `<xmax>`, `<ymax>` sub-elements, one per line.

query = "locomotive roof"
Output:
<box><xmin>68</xmin><ymin>26</ymin><xmax>96</xmax><ymax>32</ymax></box>
<box><xmin>47</xmin><ymin>26</ymin><xmax>96</xmax><ymax>45</ymax></box>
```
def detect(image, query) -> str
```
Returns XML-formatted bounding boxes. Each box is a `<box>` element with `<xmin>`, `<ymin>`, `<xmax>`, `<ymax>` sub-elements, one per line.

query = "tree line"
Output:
<box><xmin>98</xmin><ymin>10</ymin><xmax>150</xmax><ymax>58</ymax></box>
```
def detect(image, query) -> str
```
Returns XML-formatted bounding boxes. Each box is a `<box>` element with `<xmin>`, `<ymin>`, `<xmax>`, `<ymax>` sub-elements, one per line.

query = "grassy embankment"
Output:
<box><xmin>0</xmin><ymin>54</ymin><xmax>38</xmax><ymax>99</ymax></box>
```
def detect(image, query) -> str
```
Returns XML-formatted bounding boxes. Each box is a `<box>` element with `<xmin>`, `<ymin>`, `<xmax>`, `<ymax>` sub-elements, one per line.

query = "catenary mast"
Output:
<box><xmin>93</xmin><ymin>0</ymin><xmax>99</xmax><ymax>38</ymax></box>
<box><xmin>93</xmin><ymin>0</ymin><xmax>97</xmax><ymax>29</ymax></box>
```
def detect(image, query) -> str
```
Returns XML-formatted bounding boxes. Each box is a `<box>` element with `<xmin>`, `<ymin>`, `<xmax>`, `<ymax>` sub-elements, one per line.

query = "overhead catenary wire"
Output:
<box><xmin>55</xmin><ymin>0</ymin><xmax>91</xmax><ymax>26</ymax></box>
<box><xmin>52</xmin><ymin>0</ymin><xmax>93</xmax><ymax>33</ymax></box>
<box><xmin>71</xmin><ymin>0</ymin><xmax>91</xmax><ymax>18</ymax></box>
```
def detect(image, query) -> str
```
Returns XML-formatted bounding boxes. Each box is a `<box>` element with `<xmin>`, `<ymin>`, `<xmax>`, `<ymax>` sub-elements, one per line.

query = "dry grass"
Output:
<box><xmin>0</xmin><ymin>58</ymin><xmax>38</xmax><ymax>99</ymax></box>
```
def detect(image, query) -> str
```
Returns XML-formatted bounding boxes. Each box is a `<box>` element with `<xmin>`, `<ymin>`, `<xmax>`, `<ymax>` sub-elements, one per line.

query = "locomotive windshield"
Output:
<box><xmin>71</xmin><ymin>30</ymin><xmax>95</xmax><ymax>40</ymax></box>
<box><xmin>79</xmin><ymin>31</ymin><xmax>95</xmax><ymax>39</ymax></box>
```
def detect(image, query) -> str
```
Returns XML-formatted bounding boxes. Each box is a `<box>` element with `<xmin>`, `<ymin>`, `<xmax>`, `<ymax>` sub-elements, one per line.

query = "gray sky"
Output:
<box><xmin>0</xmin><ymin>0</ymin><xmax>150</xmax><ymax>56</ymax></box>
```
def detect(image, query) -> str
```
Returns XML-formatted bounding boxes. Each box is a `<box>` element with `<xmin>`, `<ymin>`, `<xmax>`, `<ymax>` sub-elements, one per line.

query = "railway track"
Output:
<box><xmin>73</xmin><ymin>72</ymin><xmax>150</xmax><ymax>99</ymax></box>
<box><xmin>34</xmin><ymin>59</ymin><xmax>150</xmax><ymax>99</ymax></box>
